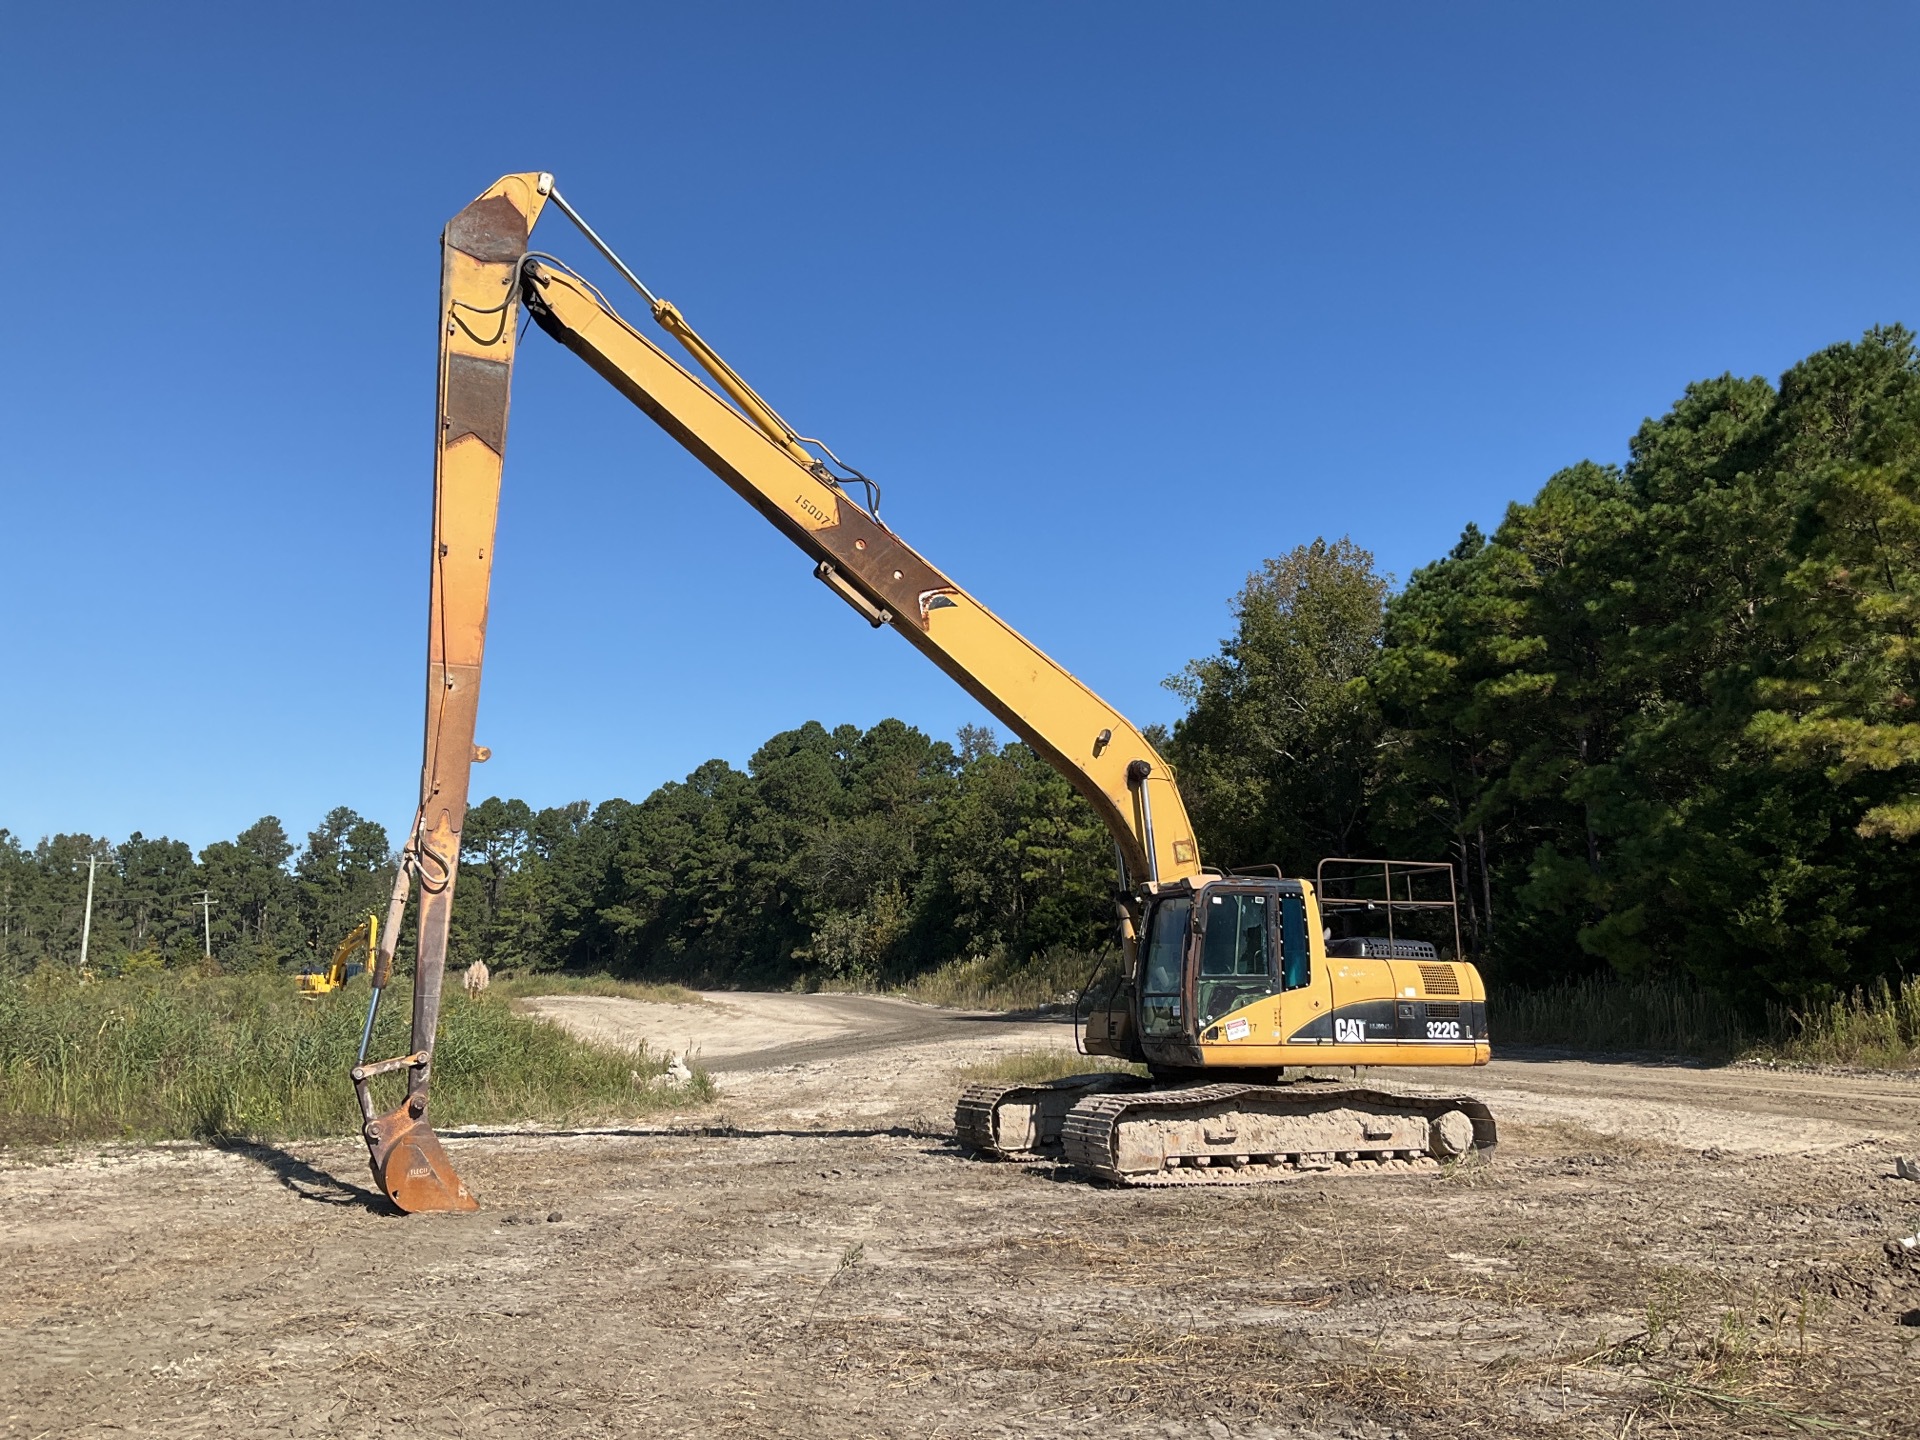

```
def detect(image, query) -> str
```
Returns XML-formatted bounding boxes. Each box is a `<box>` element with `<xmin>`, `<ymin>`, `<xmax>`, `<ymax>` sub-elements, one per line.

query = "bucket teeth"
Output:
<box><xmin>367</xmin><ymin>1103</ymin><xmax>477</xmax><ymax>1213</ymax></box>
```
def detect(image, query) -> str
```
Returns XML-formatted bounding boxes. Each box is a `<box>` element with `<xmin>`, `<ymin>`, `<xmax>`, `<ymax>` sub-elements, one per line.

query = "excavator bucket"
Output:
<box><xmin>365</xmin><ymin>1099</ymin><xmax>477</xmax><ymax>1213</ymax></box>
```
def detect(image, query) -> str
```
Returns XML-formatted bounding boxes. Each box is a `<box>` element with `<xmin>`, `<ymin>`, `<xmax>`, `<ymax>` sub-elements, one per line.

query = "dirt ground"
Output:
<box><xmin>3</xmin><ymin>993</ymin><xmax>1917</xmax><ymax>1440</ymax></box>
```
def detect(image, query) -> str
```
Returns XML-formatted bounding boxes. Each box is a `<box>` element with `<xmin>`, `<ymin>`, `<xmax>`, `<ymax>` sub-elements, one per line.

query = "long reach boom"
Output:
<box><xmin>352</xmin><ymin>172</ymin><xmax>1204</xmax><ymax>1210</ymax></box>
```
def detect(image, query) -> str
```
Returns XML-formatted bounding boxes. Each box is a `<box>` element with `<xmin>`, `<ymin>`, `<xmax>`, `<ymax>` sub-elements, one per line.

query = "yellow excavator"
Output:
<box><xmin>350</xmin><ymin>173</ymin><xmax>1495</xmax><ymax>1212</ymax></box>
<box><xmin>297</xmin><ymin>913</ymin><xmax>377</xmax><ymax>998</ymax></box>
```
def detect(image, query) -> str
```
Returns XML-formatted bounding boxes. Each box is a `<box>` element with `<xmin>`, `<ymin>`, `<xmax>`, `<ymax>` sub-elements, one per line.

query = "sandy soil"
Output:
<box><xmin>519</xmin><ymin>990</ymin><xmax>1058</xmax><ymax>1073</ymax></box>
<box><xmin>3</xmin><ymin>993</ymin><xmax>1918</xmax><ymax>1439</ymax></box>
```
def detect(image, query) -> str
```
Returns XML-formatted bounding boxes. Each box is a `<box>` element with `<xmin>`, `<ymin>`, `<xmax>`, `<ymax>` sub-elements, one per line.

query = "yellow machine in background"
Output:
<box><xmin>350</xmin><ymin>173</ymin><xmax>1497</xmax><ymax>1212</ymax></box>
<box><xmin>298</xmin><ymin>914</ymin><xmax>377</xmax><ymax>998</ymax></box>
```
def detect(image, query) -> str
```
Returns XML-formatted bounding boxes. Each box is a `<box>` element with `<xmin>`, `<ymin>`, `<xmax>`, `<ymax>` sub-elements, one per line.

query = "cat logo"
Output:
<box><xmin>1334</xmin><ymin>1017</ymin><xmax>1367</xmax><ymax>1043</ymax></box>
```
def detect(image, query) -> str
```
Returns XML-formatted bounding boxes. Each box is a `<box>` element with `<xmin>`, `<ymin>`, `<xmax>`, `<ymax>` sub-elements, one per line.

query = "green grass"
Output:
<box><xmin>0</xmin><ymin>969</ymin><xmax>712</xmax><ymax>1145</ymax></box>
<box><xmin>957</xmin><ymin>1047</ymin><xmax>1145</xmax><ymax>1085</ymax></box>
<box><xmin>490</xmin><ymin>972</ymin><xmax>705</xmax><ymax>1006</ymax></box>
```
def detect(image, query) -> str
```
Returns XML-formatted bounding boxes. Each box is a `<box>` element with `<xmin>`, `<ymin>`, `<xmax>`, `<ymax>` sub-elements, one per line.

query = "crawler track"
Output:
<box><xmin>955</xmin><ymin>1073</ymin><xmax>1146</xmax><ymax>1158</ymax></box>
<box><xmin>1060</xmin><ymin>1082</ymin><xmax>1497</xmax><ymax>1186</ymax></box>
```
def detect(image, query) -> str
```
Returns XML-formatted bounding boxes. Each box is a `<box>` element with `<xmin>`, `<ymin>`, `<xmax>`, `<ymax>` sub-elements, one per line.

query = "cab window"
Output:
<box><xmin>1201</xmin><ymin>892</ymin><xmax>1269</xmax><ymax>976</ymax></box>
<box><xmin>1279</xmin><ymin>891</ymin><xmax>1311</xmax><ymax>991</ymax></box>
<box><xmin>1197</xmin><ymin>891</ymin><xmax>1273</xmax><ymax>1027</ymax></box>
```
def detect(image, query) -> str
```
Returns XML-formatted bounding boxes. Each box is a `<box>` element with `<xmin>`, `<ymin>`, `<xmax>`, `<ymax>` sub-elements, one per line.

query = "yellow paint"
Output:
<box><xmin>297</xmin><ymin>913</ymin><xmax>378</xmax><ymax>998</ymax></box>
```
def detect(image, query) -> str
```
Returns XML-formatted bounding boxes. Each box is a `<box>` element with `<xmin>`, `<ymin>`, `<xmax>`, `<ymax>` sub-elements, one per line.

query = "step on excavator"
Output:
<box><xmin>350</xmin><ymin>173</ymin><xmax>1496</xmax><ymax>1212</ymax></box>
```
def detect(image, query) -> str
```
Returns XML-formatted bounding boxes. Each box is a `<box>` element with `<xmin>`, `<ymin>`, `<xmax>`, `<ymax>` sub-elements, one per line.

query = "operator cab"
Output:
<box><xmin>1137</xmin><ymin>876</ymin><xmax>1316</xmax><ymax>1046</ymax></box>
<box><xmin>1121</xmin><ymin>858</ymin><xmax>1470</xmax><ymax>1067</ymax></box>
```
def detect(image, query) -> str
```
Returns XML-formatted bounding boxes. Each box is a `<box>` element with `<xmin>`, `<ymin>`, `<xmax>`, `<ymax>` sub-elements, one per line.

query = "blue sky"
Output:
<box><xmin>4</xmin><ymin>4</ymin><xmax>1917</xmax><ymax>852</ymax></box>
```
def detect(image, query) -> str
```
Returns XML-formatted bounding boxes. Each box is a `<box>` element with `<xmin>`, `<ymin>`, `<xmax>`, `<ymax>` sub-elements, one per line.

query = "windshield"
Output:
<box><xmin>1196</xmin><ymin>890</ymin><xmax>1274</xmax><ymax>1026</ymax></box>
<box><xmin>1201</xmin><ymin>892</ymin><xmax>1269</xmax><ymax>976</ymax></box>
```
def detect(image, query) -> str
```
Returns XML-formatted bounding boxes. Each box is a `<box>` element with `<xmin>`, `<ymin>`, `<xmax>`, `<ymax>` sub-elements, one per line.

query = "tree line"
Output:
<box><xmin>0</xmin><ymin>725</ymin><xmax>1116</xmax><ymax>987</ymax></box>
<box><xmin>0</xmin><ymin>810</ymin><xmax>391</xmax><ymax>976</ymax></box>
<box><xmin>444</xmin><ymin>721</ymin><xmax>1113</xmax><ymax>985</ymax></box>
<box><xmin>7</xmin><ymin>327</ymin><xmax>1914</xmax><ymax>1004</ymax></box>
<box><xmin>1170</xmin><ymin>326</ymin><xmax>1919</xmax><ymax>1002</ymax></box>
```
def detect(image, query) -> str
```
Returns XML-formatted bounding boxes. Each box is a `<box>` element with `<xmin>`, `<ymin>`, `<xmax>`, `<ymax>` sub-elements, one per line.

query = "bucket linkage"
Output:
<box><xmin>350</xmin><ymin>848</ymin><xmax>476</xmax><ymax>1213</ymax></box>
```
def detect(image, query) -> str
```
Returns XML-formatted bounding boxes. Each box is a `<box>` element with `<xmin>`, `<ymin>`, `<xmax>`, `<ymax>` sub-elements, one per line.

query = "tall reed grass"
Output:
<box><xmin>1490</xmin><ymin>971</ymin><xmax>1920</xmax><ymax>1067</ymax></box>
<box><xmin>892</xmin><ymin>946</ymin><xmax>1115</xmax><ymax>1012</ymax></box>
<box><xmin>0</xmin><ymin>969</ymin><xmax>710</xmax><ymax>1145</ymax></box>
<box><xmin>1773</xmin><ymin>974</ymin><xmax>1920</xmax><ymax>1068</ymax></box>
<box><xmin>1490</xmin><ymin>974</ymin><xmax>1758</xmax><ymax>1058</ymax></box>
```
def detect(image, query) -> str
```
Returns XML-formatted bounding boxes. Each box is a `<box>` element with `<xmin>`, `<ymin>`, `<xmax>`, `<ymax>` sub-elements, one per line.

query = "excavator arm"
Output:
<box><xmin>354</xmin><ymin>173</ymin><xmax>1202</xmax><ymax>1212</ymax></box>
<box><xmin>519</xmin><ymin>258</ymin><xmax>1201</xmax><ymax>884</ymax></box>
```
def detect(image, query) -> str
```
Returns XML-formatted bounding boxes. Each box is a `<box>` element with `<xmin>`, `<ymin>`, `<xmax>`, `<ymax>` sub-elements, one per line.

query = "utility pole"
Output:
<box><xmin>193</xmin><ymin>890</ymin><xmax>216</xmax><ymax>958</ymax></box>
<box><xmin>78</xmin><ymin>854</ymin><xmax>99</xmax><ymax>975</ymax></box>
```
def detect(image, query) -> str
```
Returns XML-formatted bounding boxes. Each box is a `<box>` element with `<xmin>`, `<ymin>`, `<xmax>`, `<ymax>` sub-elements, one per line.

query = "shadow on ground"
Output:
<box><xmin>439</xmin><ymin>1122</ymin><xmax>948</xmax><ymax>1145</ymax></box>
<box><xmin>210</xmin><ymin>1137</ymin><xmax>399</xmax><ymax>1215</ymax></box>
